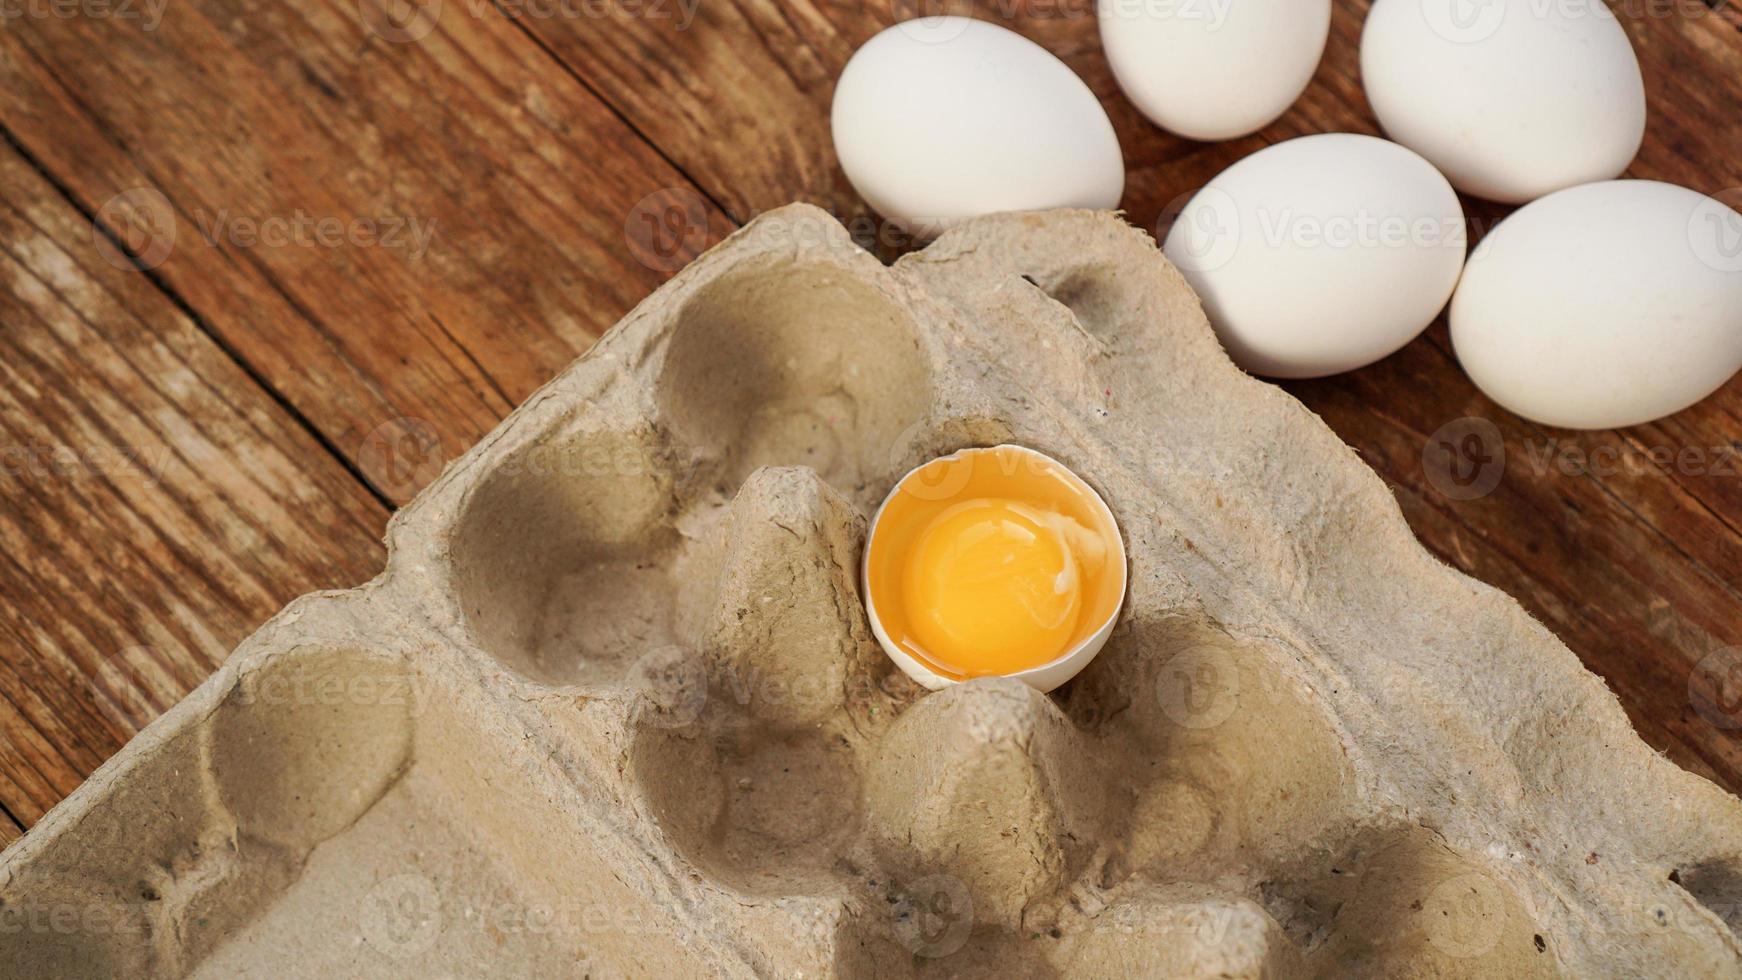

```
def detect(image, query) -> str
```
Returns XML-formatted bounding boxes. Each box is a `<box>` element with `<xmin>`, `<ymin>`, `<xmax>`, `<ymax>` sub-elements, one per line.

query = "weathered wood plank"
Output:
<box><xmin>0</xmin><ymin>142</ymin><xmax>389</xmax><ymax>828</ymax></box>
<box><xmin>0</xmin><ymin>0</ymin><xmax>732</xmax><ymax>505</ymax></box>
<box><xmin>0</xmin><ymin>0</ymin><xmax>732</xmax><ymax>824</ymax></box>
<box><xmin>493</xmin><ymin>0</ymin><xmax>1742</xmax><ymax>790</ymax></box>
<box><xmin>2</xmin><ymin>0</ymin><xmax>1739</xmax><ymax>838</ymax></box>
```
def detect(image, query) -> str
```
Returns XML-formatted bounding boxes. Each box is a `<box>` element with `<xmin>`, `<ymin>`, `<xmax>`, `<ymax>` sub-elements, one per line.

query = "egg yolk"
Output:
<box><xmin>865</xmin><ymin>445</ymin><xmax>1124</xmax><ymax>681</ymax></box>
<box><xmin>899</xmin><ymin>497</ymin><xmax>1110</xmax><ymax>676</ymax></box>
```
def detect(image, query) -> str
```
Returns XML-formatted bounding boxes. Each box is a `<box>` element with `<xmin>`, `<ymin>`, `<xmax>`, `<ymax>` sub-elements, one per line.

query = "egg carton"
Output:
<box><xmin>4</xmin><ymin>205</ymin><xmax>1742</xmax><ymax>979</ymax></box>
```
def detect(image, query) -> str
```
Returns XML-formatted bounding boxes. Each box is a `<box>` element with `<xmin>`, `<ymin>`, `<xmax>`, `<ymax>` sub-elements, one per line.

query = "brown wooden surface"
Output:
<box><xmin>0</xmin><ymin>0</ymin><xmax>1739</xmax><ymax>836</ymax></box>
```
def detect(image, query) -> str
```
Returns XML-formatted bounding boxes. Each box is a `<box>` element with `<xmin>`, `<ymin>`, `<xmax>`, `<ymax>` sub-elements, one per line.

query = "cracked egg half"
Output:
<box><xmin>864</xmin><ymin>445</ymin><xmax>1127</xmax><ymax>692</ymax></box>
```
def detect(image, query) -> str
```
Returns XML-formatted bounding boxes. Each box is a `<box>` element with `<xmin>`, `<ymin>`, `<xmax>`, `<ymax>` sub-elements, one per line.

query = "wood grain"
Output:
<box><xmin>0</xmin><ymin>142</ymin><xmax>389</xmax><ymax>826</ymax></box>
<box><xmin>425</xmin><ymin>0</ymin><xmax>1742</xmax><ymax>790</ymax></box>
<box><xmin>0</xmin><ymin>0</ymin><xmax>733</xmax><ymax>505</ymax></box>
<box><xmin>0</xmin><ymin>0</ymin><xmax>1740</xmax><ymax>837</ymax></box>
<box><xmin>0</xmin><ymin>0</ymin><xmax>730</xmax><ymax>829</ymax></box>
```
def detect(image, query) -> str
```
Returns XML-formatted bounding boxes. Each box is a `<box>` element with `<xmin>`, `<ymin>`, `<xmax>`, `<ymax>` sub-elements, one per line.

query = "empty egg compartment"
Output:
<box><xmin>1055</xmin><ymin>612</ymin><xmax>1363</xmax><ymax>885</ymax></box>
<box><xmin>445</xmin><ymin>241</ymin><xmax>954</xmax><ymax>697</ymax></box>
<box><xmin>11</xmin><ymin>204</ymin><xmax>1742</xmax><ymax>979</ymax></box>
<box><xmin>626</xmin><ymin>464</ymin><xmax>902</xmax><ymax>898</ymax></box>
<box><xmin>2</xmin><ymin>639</ymin><xmax>429</xmax><ymax>978</ymax></box>
<box><xmin>653</xmin><ymin>254</ymin><xmax>938</xmax><ymax>505</ymax></box>
<box><xmin>1259</xmin><ymin>823</ymin><xmax>1560</xmax><ymax>979</ymax></box>
<box><xmin>624</xmin><ymin>533</ymin><xmax>1398</xmax><ymax>977</ymax></box>
<box><xmin>447</xmin><ymin>401</ymin><xmax>690</xmax><ymax>689</ymax></box>
<box><xmin>0</xmin><ymin>626</ymin><xmax>720</xmax><ymax>979</ymax></box>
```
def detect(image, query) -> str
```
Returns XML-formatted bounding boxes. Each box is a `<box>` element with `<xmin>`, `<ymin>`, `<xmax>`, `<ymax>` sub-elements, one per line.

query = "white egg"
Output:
<box><xmin>1099</xmin><ymin>0</ymin><xmax>1331</xmax><ymax>141</ymax></box>
<box><xmin>831</xmin><ymin>18</ymin><xmax>1124</xmax><ymax>233</ymax></box>
<box><xmin>1163</xmin><ymin>134</ymin><xmax>1467</xmax><ymax>379</ymax></box>
<box><xmin>1361</xmin><ymin>0</ymin><xmax>1645</xmax><ymax>205</ymax></box>
<box><xmin>1451</xmin><ymin>181</ymin><xmax>1742</xmax><ymax>430</ymax></box>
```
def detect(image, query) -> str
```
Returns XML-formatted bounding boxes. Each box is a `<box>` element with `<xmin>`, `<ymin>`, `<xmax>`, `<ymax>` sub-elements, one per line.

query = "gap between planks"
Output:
<box><xmin>0</xmin><ymin>122</ymin><xmax>397</xmax><ymax>515</ymax></box>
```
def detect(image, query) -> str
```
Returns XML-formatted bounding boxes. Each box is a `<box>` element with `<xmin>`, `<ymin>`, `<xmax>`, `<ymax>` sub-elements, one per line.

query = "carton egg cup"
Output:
<box><xmin>4</xmin><ymin>206</ymin><xmax>1741</xmax><ymax>978</ymax></box>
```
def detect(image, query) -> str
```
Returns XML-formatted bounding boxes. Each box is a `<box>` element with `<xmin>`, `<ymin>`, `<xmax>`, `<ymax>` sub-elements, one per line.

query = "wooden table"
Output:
<box><xmin>0</xmin><ymin>0</ymin><xmax>1739</xmax><ymax>848</ymax></box>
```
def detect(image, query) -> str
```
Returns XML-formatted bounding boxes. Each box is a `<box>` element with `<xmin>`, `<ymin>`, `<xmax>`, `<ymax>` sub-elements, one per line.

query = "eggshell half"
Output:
<box><xmin>863</xmin><ymin>445</ymin><xmax>1128</xmax><ymax>694</ymax></box>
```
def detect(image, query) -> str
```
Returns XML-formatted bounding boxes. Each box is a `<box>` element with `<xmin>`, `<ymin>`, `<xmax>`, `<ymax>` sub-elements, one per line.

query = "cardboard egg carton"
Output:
<box><xmin>4</xmin><ymin>205</ymin><xmax>1742</xmax><ymax>978</ymax></box>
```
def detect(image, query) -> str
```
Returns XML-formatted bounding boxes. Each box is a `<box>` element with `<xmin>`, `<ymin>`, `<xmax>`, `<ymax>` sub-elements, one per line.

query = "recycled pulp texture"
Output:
<box><xmin>3</xmin><ymin>206</ymin><xmax>1742</xmax><ymax>978</ymax></box>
